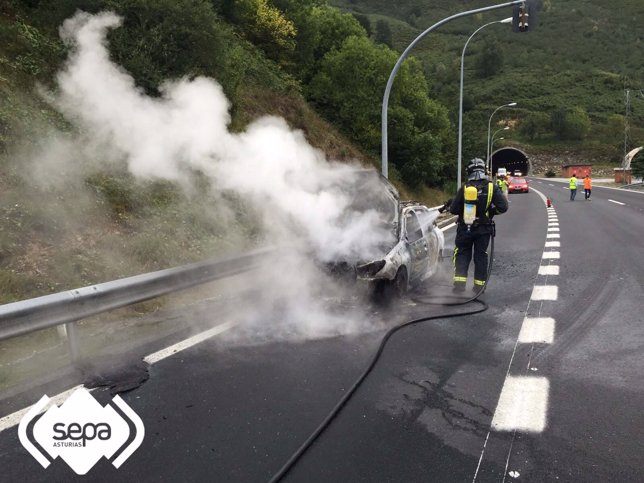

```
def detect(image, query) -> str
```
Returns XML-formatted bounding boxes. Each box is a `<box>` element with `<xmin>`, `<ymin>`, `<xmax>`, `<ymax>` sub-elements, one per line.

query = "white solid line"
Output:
<box><xmin>518</xmin><ymin>317</ymin><xmax>556</xmax><ymax>344</ymax></box>
<box><xmin>440</xmin><ymin>222</ymin><xmax>456</xmax><ymax>232</ymax></box>
<box><xmin>608</xmin><ymin>199</ymin><xmax>625</xmax><ymax>206</ymax></box>
<box><xmin>491</xmin><ymin>376</ymin><xmax>549</xmax><ymax>432</ymax></box>
<box><xmin>0</xmin><ymin>384</ymin><xmax>84</xmax><ymax>433</ymax></box>
<box><xmin>531</xmin><ymin>285</ymin><xmax>558</xmax><ymax>300</ymax></box>
<box><xmin>538</xmin><ymin>265</ymin><xmax>559</xmax><ymax>275</ymax></box>
<box><xmin>143</xmin><ymin>320</ymin><xmax>237</xmax><ymax>364</ymax></box>
<box><xmin>546</xmin><ymin>233</ymin><xmax>560</xmax><ymax>239</ymax></box>
<box><xmin>547</xmin><ymin>227</ymin><xmax>560</xmax><ymax>232</ymax></box>
<box><xmin>0</xmin><ymin>322</ymin><xmax>237</xmax><ymax>434</ymax></box>
<box><xmin>542</xmin><ymin>251</ymin><xmax>560</xmax><ymax>259</ymax></box>
<box><xmin>545</xmin><ymin>241</ymin><xmax>560</xmax><ymax>248</ymax></box>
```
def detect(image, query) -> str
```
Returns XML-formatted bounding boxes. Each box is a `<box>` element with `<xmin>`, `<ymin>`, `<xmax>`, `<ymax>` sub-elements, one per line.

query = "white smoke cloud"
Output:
<box><xmin>54</xmin><ymin>11</ymin><xmax>394</xmax><ymax>264</ymax></box>
<box><xmin>49</xmin><ymin>11</ymin><xmax>400</xmax><ymax>341</ymax></box>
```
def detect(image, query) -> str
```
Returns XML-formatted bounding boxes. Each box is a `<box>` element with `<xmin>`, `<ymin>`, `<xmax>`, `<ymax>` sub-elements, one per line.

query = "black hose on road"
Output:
<box><xmin>269</xmin><ymin>229</ymin><xmax>496</xmax><ymax>482</ymax></box>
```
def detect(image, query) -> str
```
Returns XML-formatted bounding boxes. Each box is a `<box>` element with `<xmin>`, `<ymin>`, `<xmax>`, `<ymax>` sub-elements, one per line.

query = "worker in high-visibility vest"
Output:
<box><xmin>448</xmin><ymin>159</ymin><xmax>508</xmax><ymax>294</ymax></box>
<box><xmin>583</xmin><ymin>174</ymin><xmax>592</xmax><ymax>200</ymax></box>
<box><xmin>569</xmin><ymin>173</ymin><xmax>578</xmax><ymax>201</ymax></box>
<box><xmin>496</xmin><ymin>175</ymin><xmax>509</xmax><ymax>198</ymax></box>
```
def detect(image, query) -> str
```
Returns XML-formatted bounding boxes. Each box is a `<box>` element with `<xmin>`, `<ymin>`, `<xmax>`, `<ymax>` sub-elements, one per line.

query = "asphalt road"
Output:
<box><xmin>1</xmin><ymin>179</ymin><xmax>643</xmax><ymax>482</ymax></box>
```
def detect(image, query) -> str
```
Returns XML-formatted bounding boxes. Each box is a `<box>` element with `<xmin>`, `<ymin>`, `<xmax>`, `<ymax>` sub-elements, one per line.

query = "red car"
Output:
<box><xmin>508</xmin><ymin>177</ymin><xmax>529</xmax><ymax>193</ymax></box>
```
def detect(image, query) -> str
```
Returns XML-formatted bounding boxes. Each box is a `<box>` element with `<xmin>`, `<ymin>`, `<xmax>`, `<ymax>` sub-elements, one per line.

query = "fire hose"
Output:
<box><xmin>269</xmin><ymin>209</ymin><xmax>496</xmax><ymax>482</ymax></box>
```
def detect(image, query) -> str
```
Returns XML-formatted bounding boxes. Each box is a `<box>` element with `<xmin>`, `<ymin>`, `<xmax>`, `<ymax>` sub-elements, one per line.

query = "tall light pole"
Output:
<box><xmin>491</xmin><ymin>137</ymin><xmax>505</xmax><ymax>155</ymax></box>
<box><xmin>381</xmin><ymin>0</ymin><xmax>525</xmax><ymax>179</ymax></box>
<box><xmin>457</xmin><ymin>17</ymin><xmax>512</xmax><ymax>189</ymax></box>
<box><xmin>489</xmin><ymin>126</ymin><xmax>510</xmax><ymax>174</ymax></box>
<box><xmin>487</xmin><ymin>102</ymin><xmax>516</xmax><ymax>169</ymax></box>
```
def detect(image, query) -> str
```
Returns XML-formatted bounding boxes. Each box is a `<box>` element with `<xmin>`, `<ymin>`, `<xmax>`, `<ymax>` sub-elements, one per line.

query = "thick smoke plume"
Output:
<box><xmin>51</xmin><ymin>12</ymin><xmax>401</xmax><ymax>341</ymax></box>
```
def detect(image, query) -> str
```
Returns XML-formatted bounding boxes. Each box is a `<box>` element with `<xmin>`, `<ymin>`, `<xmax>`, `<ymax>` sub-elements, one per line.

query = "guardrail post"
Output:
<box><xmin>65</xmin><ymin>321</ymin><xmax>80</xmax><ymax>364</ymax></box>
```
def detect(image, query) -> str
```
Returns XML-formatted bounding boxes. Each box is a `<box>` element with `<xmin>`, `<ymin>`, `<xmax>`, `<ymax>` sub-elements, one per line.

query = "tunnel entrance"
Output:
<box><xmin>490</xmin><ymin>147</ymin><xmax>529</xmax><ymax>176</ymax></box>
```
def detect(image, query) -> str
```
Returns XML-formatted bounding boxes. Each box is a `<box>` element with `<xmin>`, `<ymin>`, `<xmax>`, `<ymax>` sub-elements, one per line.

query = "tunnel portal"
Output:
<box><xmin>491</xmin><ymin>147</ymin><xmax>529</xmax><ymax>176</ymax></box>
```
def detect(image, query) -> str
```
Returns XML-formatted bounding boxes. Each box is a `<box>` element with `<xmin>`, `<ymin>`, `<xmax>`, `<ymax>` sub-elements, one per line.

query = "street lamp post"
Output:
<box><xmin>491</xmin><ymin>137</ymin><xmax>505</xmax><ymax>155</ymax></box>
<box><xmin>381</xmin><ymin>0</ymin><xmax>524</xmax><ymax>179</ymax></box>
<box><xmin>457</xmin><ymin>17</ymin><xmax>512</xmax><ymax>189</ymax></box>
<box><xmin>489</xmin><ymin>125</ymin><xmax>510</xmax><ymax>174</ymax></box>
<box><xmin>487</xmin><ymin>102</ymin><xmax>516</xmax><ymax>170</ymax></box>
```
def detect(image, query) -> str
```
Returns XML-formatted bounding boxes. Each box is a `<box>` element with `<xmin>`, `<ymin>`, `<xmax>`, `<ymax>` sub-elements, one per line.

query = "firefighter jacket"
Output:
<box><xmin>449</xmin><ymin>179</ymin><xmax>508</xmax><ymax>232</ymax></box>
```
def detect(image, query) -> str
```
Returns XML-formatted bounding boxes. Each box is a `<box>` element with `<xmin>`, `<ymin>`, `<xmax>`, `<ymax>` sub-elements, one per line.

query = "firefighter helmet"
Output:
<box><xmin>467</xmin><ymin>158</ymin><xmax>487</xmax><ymax>180</ymax></box>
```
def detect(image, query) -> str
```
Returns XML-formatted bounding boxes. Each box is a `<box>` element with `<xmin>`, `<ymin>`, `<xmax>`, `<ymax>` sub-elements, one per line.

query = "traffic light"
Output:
<box><xmin>512</xmin><ymin>0</ymin><xmax>540</xmax><ymax>33</ymax></box>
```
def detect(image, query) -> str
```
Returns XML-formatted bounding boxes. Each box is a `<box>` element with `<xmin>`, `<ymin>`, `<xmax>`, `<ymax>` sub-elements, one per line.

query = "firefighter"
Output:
<box><xmin>449</xmin><ymin>158</ymin><xmax>508</xmax><ymax>294</ymax></box>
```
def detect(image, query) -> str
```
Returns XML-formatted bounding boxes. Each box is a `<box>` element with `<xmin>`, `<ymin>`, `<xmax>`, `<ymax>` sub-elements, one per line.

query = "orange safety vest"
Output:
<box><xmin>583</xmin><ymin>177</ymin><xmax>592</xmax><ymax>189</ymax></box>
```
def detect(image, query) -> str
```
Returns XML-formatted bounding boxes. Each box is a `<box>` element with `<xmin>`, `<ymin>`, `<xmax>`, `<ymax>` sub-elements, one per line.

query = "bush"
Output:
<box><xmin>551</xmin><ymin>106</ymin><xmax>591</xmax><ymax>140</ymax></box>
<box><xmin>545</xmin><ymin>169</ymin><xmax>556</xmax><ymax>178</ymax></box>
<box><xmin>308</xmin><ymin>36</ymin><xmax>453</xmax><ymax>186</ymax></box>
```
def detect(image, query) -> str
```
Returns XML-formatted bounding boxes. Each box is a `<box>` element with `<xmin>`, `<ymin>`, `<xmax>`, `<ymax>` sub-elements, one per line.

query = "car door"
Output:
<box><xmin>404</xmin><ymin>211</ymin><xmax>429</xmax><ymax>282</ymax></box>
<box><xmin>415</xmin><ymin>207</ymin><xmax>441</xmax><ymax>279</ymax></box>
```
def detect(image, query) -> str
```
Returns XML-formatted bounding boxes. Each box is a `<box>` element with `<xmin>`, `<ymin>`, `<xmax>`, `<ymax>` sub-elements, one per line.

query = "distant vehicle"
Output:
<box><xmin>508</xmin><ymin>177</ymin><xmax>529</xmax><ymax>193</ymax></box>
<box><xmin>326</xmin><ymin>171</ymin><xmax>444</xmax><ymax>296</ymax></box>
<box><xmin>513</xmin><ymin>170</ymin><xmax>522</xmax><ymax>176</ymax></box>
<box><xmin>497</xmin><ymin>168</ymin><xmax>507</xmax><ymax>178</ymax></box>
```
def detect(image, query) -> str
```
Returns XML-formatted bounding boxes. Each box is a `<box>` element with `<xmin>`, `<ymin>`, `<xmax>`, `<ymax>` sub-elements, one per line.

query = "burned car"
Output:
<box><xmin>326</xmin><ymin>170</ymin><xmax>444</xmax><ymax>296</ymax></box>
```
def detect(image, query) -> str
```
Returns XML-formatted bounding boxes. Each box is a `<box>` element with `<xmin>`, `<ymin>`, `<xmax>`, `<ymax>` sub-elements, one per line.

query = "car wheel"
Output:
<box><xmin>373</xmin><ymin>267</ymin><xmax>408</xmax><ymax>304</ymax></box>
<box><xmin>391</xmin><ymin>267</ymin><xmax>408</xmax><ymax>297</ymax></box>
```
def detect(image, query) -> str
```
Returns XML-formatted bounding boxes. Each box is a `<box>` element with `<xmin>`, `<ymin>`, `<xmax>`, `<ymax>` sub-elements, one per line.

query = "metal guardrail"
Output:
<box><xmin>1</xmin><ymin>203</ymin><xmax>454</xmax><ymax>365</ymax></box>
<box><xmin>0</xmin><ymin>248</ymin><xmax>273</xmax><ymax>361</ymax></box>
<box><xmin>621</xmin><ymin>182</ymin><xmax>644</xmax><ymax>191</ymax></box>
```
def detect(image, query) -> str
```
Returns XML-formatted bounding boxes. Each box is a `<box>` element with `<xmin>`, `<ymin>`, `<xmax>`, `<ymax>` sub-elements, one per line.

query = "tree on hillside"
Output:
<box><xmin>374</xmin><ymin>19</ymin><xmax>392</xmax><ymax>48</ymax></box>
<box><xmin>352</xmin><ymin>13</ymin><xmax>371</xmax><ymax>37</ymax></box>
<box><xmin>217</xmin><ymin>0</ymin><xmax>296</xmax><ymax>64</ymax></box>
<box><xmin>308</xmin><ymin>36</ymin><xmax>453</xmax><ymax>187</ymax></box>
<box><xmin>262</xmin><ymin>3</ymin><xmax>366</xmax><ymax>82</ymax></box>
<box><xmin>475</xmin><ymin>41</ymin><xmax>504</xmax><ymax>78</ymax></box>
<box><xmin>551</xmin><ymin>106</ymin><xmax>591</xmax><ymax>140</ymax></box>
<box><xmin>105</xmin><ymin>0</ymin><xmax>229</xmax><ymax>94</ymax></box>
<box><xmin>520</xmin><ymin>112</ymin><xmax>551</xmax><ymax>141</ymax></box>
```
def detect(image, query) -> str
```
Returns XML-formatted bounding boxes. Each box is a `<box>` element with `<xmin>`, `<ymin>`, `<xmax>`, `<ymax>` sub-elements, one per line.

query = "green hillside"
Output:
<box><xmin>0</xmin><ymin>0</ymin><xmax>454</xmax><ymax>303</ymax></box>
<box><xmin>332</xmin><ymin>0</ymin><xmax>644</xmax><ymax>164</ymax></box>
<box><xmin>3</xmin><ymin>0</ymin><xmax>643</xmax><ymax>303</ymax></box>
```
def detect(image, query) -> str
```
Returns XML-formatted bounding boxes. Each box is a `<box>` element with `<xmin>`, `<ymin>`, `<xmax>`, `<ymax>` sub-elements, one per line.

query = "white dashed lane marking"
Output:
<box><xmin>546</xmin><ymin>233</ymin><xmax>560</xmax><ymax>239</ymax></box>
<box><xmin>545</xmin><ymin>241</ymin><xmax>560</xmax><ymax>248</ymax></box>
<box><xmin>608</xmin><ymin>199</ymin><xmax>625</xmax><ymax>205</ymax></box>
<box><xmin>547</xmin><ymin>227</ymin><xmax>560</xmax><ymax>232</ymax></box>
<box><xmin>542</xmin><ymin>251</ymin><xmax>560</xmax><ymax>259</ymax></box>
<box><xmin>539</xmin><ymin>265</ymin><xmax>559</xmax><ymax>275</ymax></box>
<box><xmin>531</xmin><ymin>285</ymin><xmax>559</xmax><ymax>300</ymax></box>
<box><xmin>519</xmin><ymin>317</ymin><xmax>556</xmax><ymax>344</ymax></box>
<box><xmin>491</xmin><ymin>377</ymin><xmax>550</xmax><ymax>433</ymax></box>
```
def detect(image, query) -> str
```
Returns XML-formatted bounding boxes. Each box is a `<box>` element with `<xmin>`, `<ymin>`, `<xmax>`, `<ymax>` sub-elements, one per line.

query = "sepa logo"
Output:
<box><xmin>18</xmin><ymin>388</ymin><xmax>144</xmax><ymax>475</ymax></box>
